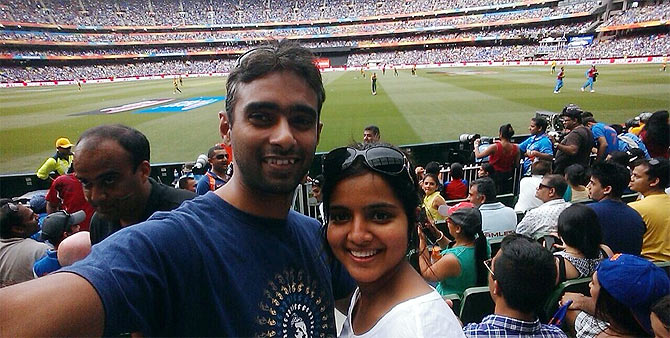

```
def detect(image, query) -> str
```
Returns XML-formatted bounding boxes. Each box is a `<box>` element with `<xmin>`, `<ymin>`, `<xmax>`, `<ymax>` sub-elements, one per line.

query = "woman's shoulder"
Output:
<box><xmin>372</xmin><ymin>291</ymin><xmax>464</xmax><ymax>338</ymax></box>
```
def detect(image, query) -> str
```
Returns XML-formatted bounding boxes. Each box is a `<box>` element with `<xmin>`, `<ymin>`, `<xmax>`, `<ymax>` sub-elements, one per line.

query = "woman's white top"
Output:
<box><xmin>339</xmin><ymin>287</ymin><xmax>465</xmax><ymax>338</ymax></box>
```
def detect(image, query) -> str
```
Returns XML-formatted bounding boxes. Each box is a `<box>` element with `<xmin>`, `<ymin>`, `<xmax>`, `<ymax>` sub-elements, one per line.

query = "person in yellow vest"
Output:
<box><xmin>36</xmin><ymin>138</ymin><xmax>74</xmax><ymax>181</ymax></box>
<box><xmin>551</xmin><ymin>60</ymin><xmax>557</xmax><ymax>74</ymax></box>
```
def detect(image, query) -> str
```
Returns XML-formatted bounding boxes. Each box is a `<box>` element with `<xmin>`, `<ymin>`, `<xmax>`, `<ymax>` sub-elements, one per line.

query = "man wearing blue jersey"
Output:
<box><xmin>518</xmin><ymin>117</ymin><xmax>553</xmax><ymax>176</ymax></box>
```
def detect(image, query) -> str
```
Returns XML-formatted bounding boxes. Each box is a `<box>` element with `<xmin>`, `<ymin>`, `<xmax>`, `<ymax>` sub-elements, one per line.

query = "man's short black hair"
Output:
<box><xmin>0</xmin><ymin>199</ymin><xmax>20</xmax><ymax>238</ymax></box>
<box><xmin>207</xmin><ymin>144</ymin><xmax>224</xmax><ymax>159</ymax></box>
<box><xmin>450</xmin><ymin>162</ymin><xmax>464</xmax><ymax>179</ymax></box>
<box><xmin>225</xmin><ymin>40</ymin><xmax>325</xmax><ymax>125</ymax></box>
<box><xmin>531</xmin><ymin>117</ymin><xmax>548</xmax><ymax>133</ymax></box>
<box><xmin>589</xmin><ymin>162</ymin><xmax>630</xmax><ymax>199</ymax></box>
<box><xmin>544</xmin><ymin>174</ymin><xmax>568</xmax><ymax>197</ymax></box>
<box><xmin>77</xmin><ymin>124</ymin><xmax>150</xmax><ymax>171</ymax></box>
<box><xmin>531</xmin><ymin>160</ymin><xmax>552</xmax><ymax>176</ymax></box>
<box><xmin>178</xmin><ymin>176</ymin><xmax>195</xmax><ymax>190</ymax></box>
<box><xmin>495</xmin><ymin>234</ymin><xmax>556</xmax><ymax>313</ymax></box>
<box><xmin>638</xmin><ymin>158</ymin><xmax>670</xmax><ymax>189</ymax></box>
<box><xmin>425</xmin><ymin>161</ymin><xmax>440</xmax><ymax>175</ymax></box>
<box><xmin>364</xmin><ymin>125</ymin><xmax>380</xmax><ymax>137</ymax></box>
<box><xmin>472</xmin><ymin>177</ymin><xmax>496</xmax><ymax>203</ymax></box>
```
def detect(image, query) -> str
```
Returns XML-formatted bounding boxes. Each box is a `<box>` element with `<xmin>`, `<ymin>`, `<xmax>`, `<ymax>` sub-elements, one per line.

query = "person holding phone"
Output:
<box><xmin>418</xmin><ymin>202</ymin><xmax>490</xmax><ymax>297</ymax></box>
<box><xmin>322</xmin><ymin>143</ymin><xmax>463</xmax><ymax>337</ymax></box>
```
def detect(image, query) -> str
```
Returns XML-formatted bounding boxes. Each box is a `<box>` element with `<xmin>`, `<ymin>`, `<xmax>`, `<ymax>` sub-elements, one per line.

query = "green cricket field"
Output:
<box><xmin>1</xmin><ymin>63</ymin><xmax>668</xmax><ymax>175</ymax></box>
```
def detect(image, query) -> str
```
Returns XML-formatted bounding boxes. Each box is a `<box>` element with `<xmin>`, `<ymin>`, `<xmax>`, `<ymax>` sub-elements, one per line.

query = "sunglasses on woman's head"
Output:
<box><xmin>322</xmin><ymin>146</ymin><xmax>414</xmax><ymax>185</ymax></box>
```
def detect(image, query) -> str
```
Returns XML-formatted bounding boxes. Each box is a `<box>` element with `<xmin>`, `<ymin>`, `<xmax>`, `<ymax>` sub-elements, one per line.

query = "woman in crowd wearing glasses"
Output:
<box><xmin>552</xmin><ymin>204</ymin><xmax>612</xmax><ymax>285</ymax></box>
<box><xmin>418</xmin><ymin>202</ymin><xmax>490</xmax><ymax>298</ymax></box>
<box><xmin>321</xmin><ymin>143</ymin><xmax>464</xmax><ymax>337</ymax></box>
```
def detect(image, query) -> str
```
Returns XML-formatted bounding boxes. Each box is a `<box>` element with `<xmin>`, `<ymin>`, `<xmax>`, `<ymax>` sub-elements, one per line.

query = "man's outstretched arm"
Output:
<box><xmin>0</xmin><ymin>272</ymin><xmax>104</xmax><ymax>336</ymax></box>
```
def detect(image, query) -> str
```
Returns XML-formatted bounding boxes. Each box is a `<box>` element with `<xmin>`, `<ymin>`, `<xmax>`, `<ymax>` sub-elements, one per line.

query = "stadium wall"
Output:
<box><xmin>1</xmin><ymin>55</ymin><xmax>665</xmax><ymax>88</ymax></box>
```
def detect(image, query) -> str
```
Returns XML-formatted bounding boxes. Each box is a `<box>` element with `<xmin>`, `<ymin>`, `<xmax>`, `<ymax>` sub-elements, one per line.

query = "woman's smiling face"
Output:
<box><xmin>326</xmin><ymin>172</ymin><xmax>409</xmax><ymax>287</ymax></box>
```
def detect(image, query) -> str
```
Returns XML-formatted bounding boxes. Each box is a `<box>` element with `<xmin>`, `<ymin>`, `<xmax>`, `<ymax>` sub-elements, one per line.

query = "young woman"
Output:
<box><xmin>418</xmin><ymin>202</ymin><xmax>490</xmax><ymax>297</ymax></box>
<box><xmin>322</xmin><ymin>143</ymin><xmax>463</xmax><ymax>337</ymax></box>
<box><xmin>552</xmin><ymin>204</ymin><xmax>612</xmax><ymax>284</ymax></box>
<box><xmin>474</xmin><ymin>124</ymin><xmax>520</xmax><ymax>193</ymax></box>
<box><xmin>421</xmin><ymin>173</ymin><xmax>446</xmax><ymax>223</ymax></box>
<box><xmin>562</xmin><ymin>254</ymin><xmax>670</xmax><ymax>337</ymax></box>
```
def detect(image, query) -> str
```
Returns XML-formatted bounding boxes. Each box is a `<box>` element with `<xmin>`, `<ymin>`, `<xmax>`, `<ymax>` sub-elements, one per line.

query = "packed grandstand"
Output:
<box><xmin>0</xmin><ymin>0</ymin><xmax>668</xmax><ymax>82</ymax></box>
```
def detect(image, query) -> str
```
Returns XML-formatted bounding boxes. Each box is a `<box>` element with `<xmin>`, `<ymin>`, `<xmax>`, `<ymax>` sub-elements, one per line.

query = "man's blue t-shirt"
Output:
<box><xmin>195</xmin><ymin>170</ymin><xmax>227</xmax><ymax>195</ymax></box>
<box><xmin>62</xmin><ymin>193</ymin><xmax>354</xmax><ymax>337</ymax></box>
<box><xmin>590</xmin><ymin>123</ymin><xmax>618</xmax><ymax>157</ymax></box>
<box><xmin>588</xmin><ymin>199</ymin><xmax>645</xmax><ymax>255</ymax></box>
<box><xmin>518</xmin><ymin>134</ymin><xmax>553</xmax><ymax>176</ymax></box>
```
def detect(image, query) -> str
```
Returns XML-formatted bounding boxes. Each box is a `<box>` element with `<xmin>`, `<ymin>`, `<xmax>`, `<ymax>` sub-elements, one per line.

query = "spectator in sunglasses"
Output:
<box><xmin>195</xmin><ymin>144</ymin><xmax>229</xmax><ymax>195</ymax></box>
<box><xmin>0</xmin><ymin>41</ymin><xmax>354</xmax><ymax>337</ymax></box>
<box><xmin>516</xmin><ymin>175</ymin><xmax>571</xmax><ymax>239</ymax></box>
<box><xmin>0</xmin><ymin>199</ymin><xmax>50</xmax><ymax>285</ymax></box>
<box><xmin>628</xmin><ymin>157</ymin><xmax>670</xmax><ymax>261</ymax></box>
<box><xmin>322</xmin><ymin>143</ymin><xmax>463</xmax><ymax>337</ymax></box>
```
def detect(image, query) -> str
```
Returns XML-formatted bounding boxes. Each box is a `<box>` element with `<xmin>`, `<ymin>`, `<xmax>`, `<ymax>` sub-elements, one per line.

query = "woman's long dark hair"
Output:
<box><xmin>499</xmin><ymin>123</ymin><xmax>515</xmax><ymax>141</ymax></box>
<box><xmin>458</xmin><ymin>215</ymin><xmax>489</xmax><ymax>286</ymax></box>
<box><xmin>643</xmin><ymin>110</ymin><xmax>670</xmax><ymax>149</ymax></box>
<box><xmin>557</xmin><ymin>204</ymin><xmax>602</xmax><ymax>259</ymax></box>
<box><xmin>595</xmin><ymin>286</ymin><xmax>649</xmax><ymax>337</ymax></box>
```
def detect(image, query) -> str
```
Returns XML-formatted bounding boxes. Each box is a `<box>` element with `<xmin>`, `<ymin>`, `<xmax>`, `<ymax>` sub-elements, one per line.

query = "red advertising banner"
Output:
<box><xmin>315</xmin><ymin>58</ymin><xmax>331</xmax><ymax>69</ymax></box>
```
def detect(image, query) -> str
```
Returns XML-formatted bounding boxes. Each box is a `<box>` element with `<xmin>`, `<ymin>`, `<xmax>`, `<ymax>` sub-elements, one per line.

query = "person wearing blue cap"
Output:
<box><xmin>561</xmin><ymin>254</ymin><xmax>670</xmax><ymax>337</ymax></box>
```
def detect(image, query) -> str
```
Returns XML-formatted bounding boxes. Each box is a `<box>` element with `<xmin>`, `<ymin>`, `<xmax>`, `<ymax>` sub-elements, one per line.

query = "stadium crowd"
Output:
<box><xmin>1</xmin><ymin>0</ymin><xmax>560</xmax><ymax>26</ymax></box>
<box><xmin>1</xmin><ymin>40</ymin><xmax>669</xmax><ymax>338</ymax></box>
<box><xmin>0</xmin><ymin>59</ymin><xmax>234</xmax><ymax>81</ymax></box>
<box><xmin>1</xmin><ymin>23</ymin><xmax>594</xmax><ymax>57</ymax></box>
<box><xmin>603</xmin><ymin>1</ymin><xmax>670</xmax><ymax>26</ymax></box>
<box><xmin>1</xmin><ymin>3</ymin><xmax>597</xmax><ymax>45</ymax></box>
<box><xmin>1</xmin><ymin>32</ymin><xmax>668</xmax><ymax>82</ymax></box>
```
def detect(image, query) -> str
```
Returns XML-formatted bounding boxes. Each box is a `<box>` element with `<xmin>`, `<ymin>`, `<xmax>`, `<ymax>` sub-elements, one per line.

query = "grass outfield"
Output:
<box><xmin>1</xmin><ymin>63</ymin><xmax>668</xmax><ymax>175</ymax></box>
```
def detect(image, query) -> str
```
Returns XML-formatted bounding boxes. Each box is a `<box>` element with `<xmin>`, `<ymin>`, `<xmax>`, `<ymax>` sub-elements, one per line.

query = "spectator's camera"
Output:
<box><xmin>459</xmin><ymin>133</ymin><xmax>481</xmax><ymax>143</ymax></box>
<box><xmin>479</xmin><ymin>136</ymin><xmax>493</xmax><ymax>145</ymax></box>
<box><xmin>547</xmin><ymin>131</ymin><xmax>562</xmax><ymax>139</ymax></box>
<box><xmin>191</xmin><ymin>154</ymin><xmax>209</xmax><ymax>175</ymax></box>
<box><xmin>535</xmin><ymin>111</ymin><xmax>564</xmax><ymax>133</ymax></box>
<box><xmin>625</xmin><ymin>118</ymin><xmax>640</xmax><ymax>130</ymax></box>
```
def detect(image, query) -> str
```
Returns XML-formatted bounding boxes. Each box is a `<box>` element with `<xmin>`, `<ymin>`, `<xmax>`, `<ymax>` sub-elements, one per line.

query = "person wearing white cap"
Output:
<box><xmin>36</xmin><ymin>137</ymin><xmax>74</xmax><ymax>181</ymax></box>
<box><xmin>33</xmin><ymin>210</ymin><xmax>86</xmax><ymax>278</ymax></box>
